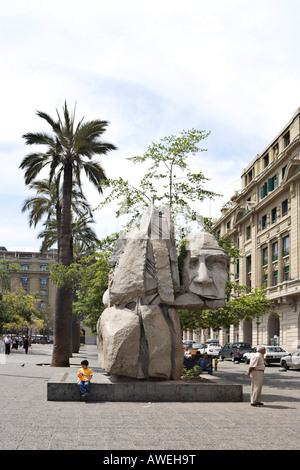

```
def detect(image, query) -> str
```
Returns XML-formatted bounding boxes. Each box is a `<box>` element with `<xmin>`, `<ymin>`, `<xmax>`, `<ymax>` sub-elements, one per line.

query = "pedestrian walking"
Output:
<box><xmin>246</xmin><ymin>345</ymin><xmax>266</xmax><ymax>407</ymax></box>
<box><xmin>4</xmin><ymin>336</ymin><xmax>12</xmax><ymax>355</ymax></box>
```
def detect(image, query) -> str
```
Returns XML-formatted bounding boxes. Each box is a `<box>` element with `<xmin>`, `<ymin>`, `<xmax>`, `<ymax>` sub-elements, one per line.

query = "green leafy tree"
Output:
<box><xmin>22</xmin><ymin>178</ymin><xmax>93</xmax><ymax>254</ymax></box>
<box><xmin>50</xmin><ymin>235</ymin><xmax>116</xmax><ymax>334</ymax></box>
<box><xmin>0</xmin><ymin>288</ymin><xmax>45</xmax><ymax>334</ymax></box>
<box><xmin>0</xmin><ymin>259</ymin><xmax>20</xmax><ymax>288</ymax></box>
<box><xmin>41</xmin><ymin>213</ymin><xmax>99</xmax><ymax>353</ymax></box>
<box><xmin>179</xmin><ymin>285</ymin><xmax>276</xmax><ymax>332</ymax></box>
<box><xmin>20</xmin><ymin>102</ymin><xmax>117</xmax><ymax>366</ymax></box>
<box><xmin>98</xmin><ymin>129</ymin><xmax>220</xmax><ymax>238</ymax></box>
<box><xmin>37</xmin><ymin>212</ymin><xmax>98</xmax><ymax>256</ymax></box>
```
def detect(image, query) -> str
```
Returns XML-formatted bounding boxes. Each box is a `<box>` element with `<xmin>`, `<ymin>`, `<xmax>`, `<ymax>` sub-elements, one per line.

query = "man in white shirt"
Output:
<box><xmin>4</xmin><ymin>336</ymin><xmax>12</xmax><ymax>355</ymax></box>
<box><xmin>246</xmin><ymin>345</ymin><xmax>266</xmax><ymax>407</ymax></box>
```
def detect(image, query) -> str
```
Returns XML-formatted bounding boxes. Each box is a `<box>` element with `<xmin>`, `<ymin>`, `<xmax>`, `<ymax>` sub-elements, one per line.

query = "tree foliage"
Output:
<box><xmin>179</xmin><ymin>285</ymin><xmax>277</xmax><ymax>332</ymax></box>
<box><xmin>98</xmin><ymin>129</ymin><xmax>220</xmax><ymax>237</ymax></box>
<box><xmin>20</xmin><ymin>101</ymin><xmax>117</xmax><ymax>366</ymax></box>
<box><xmin>0</xmin><ymin>288</ymin><xmax>45</xmax><ymax>334</ymax></box>
<box><xmin>50</xmin><ymin>234</ymin><xmax>117</xmax><ymax>334</ymax></box>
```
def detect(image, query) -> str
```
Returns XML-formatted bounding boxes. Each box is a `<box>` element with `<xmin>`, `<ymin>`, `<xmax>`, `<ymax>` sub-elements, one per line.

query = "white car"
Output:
<box><xmin>243</xmin><ymin>346</ymin><xmax>289</xmax><ymax>366</ymax></box>
<box><xmin>280</xmin><ymin>349</ymin><xmax>300</xmax><ymax>370</ymax></box>
<box><xmin>199</xmin><ymin>342</ymin><xmax>222</xmax><ymax>358</ymax></box>
<box><xmin>182</xmin><ymin>340</ymin><xmax>196</xmax><ymax>349</ymax></box>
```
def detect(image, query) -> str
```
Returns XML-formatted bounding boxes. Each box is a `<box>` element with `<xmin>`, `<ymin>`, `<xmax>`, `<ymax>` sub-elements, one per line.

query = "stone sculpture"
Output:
<box><xmin>97</xmin><ymin>204</ymin><xmax>229</xmax><ymax>380</ymax></box>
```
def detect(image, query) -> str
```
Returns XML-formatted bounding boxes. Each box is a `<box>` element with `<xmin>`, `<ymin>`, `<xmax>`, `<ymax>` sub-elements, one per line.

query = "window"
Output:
<box><xmin>248</xmin><ymin>168</ymin><xmax>254</xmax><ymax>183</ymax></box>
<box><xmin>264</xmin><ymin>273</ymin><xmax>268</xmax><ymax>288</ymax></box>
<box><xmin>40</xmin><ymin>289</ymin><xmax>47</xmax><ymax>298</ymax></box>
<box><xmin>226</xmin><ymin>220</ymin><xmax>231</xmax><ymax>230</ymax></box>
<box><xmin>268</xmin><ymin>174</ymin><xmax>279</xmax><ymax>192</ymax></box>
<box><xmin>20</xmin><ymin>277</ymin><xmax>29</xmax><ymax>286</ymax></box>
<box><xmin>283</xmin><ymin>131</ymin><xmax>290</xmax><ymax>148</ymax></box>
<box><xmin>247</xmin><ymin>256</ymin><xmax>251</xmax><ymax>273</ymax></box>
<box><xmin>40</xmin><ymin>264</ymin><xmax>48</xmax><ymax>271</ymax></box>
<box><xmin>262</xmin><ymin>214</ymin><xmax>267</xmax><ymax>230</ymax></box>
<box><xmin>2</xmin><ymin>278</ymin><xmax>10</xmax><ymax>294</ymax></box>
<box><xmin>283</xmin><ymin>235</ymin><xmax>289</xmax><ymax>257</ymax></box>
<box><xmin>282</xmin><ymin>199</ymin><xmax>288</xmax><ymax>216</ymax></box>
<box><xmin>246</xmin><ymin>256</ymin><xmax>251</xmax><ymax>288</ymax></box>
<box><xmin>246</xmin><ymin>225</ymin><xmax>251</xmax><ymax>240</ymax></box>
<box><xmin>273</xmin><ymin>270</ymin><xmax>278</xmax><ymax>286</ymax></box>
<box><xmin>40</xmin><ymin>277</ymin><xmax>48</xmax><ymax>286</ymax></box>
<box><xmin>262</xmin><ymin>247</ymin><xmax>268</xmax><ymax>266</ymax></box>
<box><xmin>271</xmin><ymin>207</ymin><xmax>277</xmax><ymax>224</ymax></box>
<box><xmin>260</xmin><ymin>182</ymin><xmax>268</xmax><ymax>199</ymax></box>
<box><xmin>272</xmin><ymin>241</ymin><xmax>278</xmax><ymax>261</ymax></box>
<box><xmin>284</xmin><ymin>266</ymin><xmax>289</xmax><ymax>281</ymax></box>
<box><xmin>235</xmin><ymin>259</ymin><xmax>240</xmax><ymax>280</ymax></box>
<box><xmin>263</xmin><ymin>154</ymin><xmax>269</xmax><ymax>168</ymax></box>
<box><xmin>21</xmin><ymin>264</ymin><xmax>29</xmax><ymax>270</ymax></box>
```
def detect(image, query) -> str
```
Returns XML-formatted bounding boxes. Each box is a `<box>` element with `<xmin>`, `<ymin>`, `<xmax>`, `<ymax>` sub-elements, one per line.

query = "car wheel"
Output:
<box><xmin>281</xmin><ymin>360</ymin><xmax>289</xmax><ymax>370</ymax></box>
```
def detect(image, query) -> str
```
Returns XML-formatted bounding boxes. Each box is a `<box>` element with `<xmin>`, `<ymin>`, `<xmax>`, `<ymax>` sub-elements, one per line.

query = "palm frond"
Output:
<box><xmin>22</xmin><ymin>132</ymin><xmax>56</xmax><ymax>147</ymax></box>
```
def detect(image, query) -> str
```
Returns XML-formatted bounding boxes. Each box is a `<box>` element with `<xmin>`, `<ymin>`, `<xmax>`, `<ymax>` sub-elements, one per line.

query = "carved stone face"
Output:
<box><xmin>182</xmin><ymin>232</ymin><xmax>229</xmax><ymax>301</ymax></box>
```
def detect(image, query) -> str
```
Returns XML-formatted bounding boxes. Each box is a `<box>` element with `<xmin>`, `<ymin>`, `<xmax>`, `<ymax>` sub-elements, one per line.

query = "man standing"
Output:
<box><xmin>23</xmin><ymin>336</ymin><xmax>29</xmax><ymax>354</ymax></box>
<box><xmin>246</xmin><ymin>345</ymin><xmax>266</xmax><ymax>407</ymax></box>
<box><xmin>4</xmin><ymin>335</ymin><xmax>12</xmax><ymax>355</ymax></box>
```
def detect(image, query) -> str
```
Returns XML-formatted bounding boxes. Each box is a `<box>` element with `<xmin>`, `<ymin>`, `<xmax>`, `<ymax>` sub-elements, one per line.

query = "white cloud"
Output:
<box><xmin>1</xmin><ymin>0</ymin><xmax>300</xmax><ymax>249</ymax></box>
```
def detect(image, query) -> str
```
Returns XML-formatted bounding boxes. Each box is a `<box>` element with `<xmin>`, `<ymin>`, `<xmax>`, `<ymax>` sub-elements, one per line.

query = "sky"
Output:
<box><xmin>1</xmin><ymin>0</ymin><xmax>300</xmax><ymax>251</ymax></box>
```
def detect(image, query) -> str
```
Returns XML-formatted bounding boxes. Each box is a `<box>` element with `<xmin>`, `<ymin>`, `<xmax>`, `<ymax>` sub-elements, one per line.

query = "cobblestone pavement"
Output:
<box><xmin>0</xmin><ymin>343</ymin><xmax>299</xmax><ymax>452</ymax></box>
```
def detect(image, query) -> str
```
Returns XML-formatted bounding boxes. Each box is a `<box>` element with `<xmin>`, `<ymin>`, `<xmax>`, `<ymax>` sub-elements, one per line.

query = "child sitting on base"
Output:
<box><xmin>77</xmin><ymin>360</ymin><xmax>93</xmax><ymax>398</ymax></box>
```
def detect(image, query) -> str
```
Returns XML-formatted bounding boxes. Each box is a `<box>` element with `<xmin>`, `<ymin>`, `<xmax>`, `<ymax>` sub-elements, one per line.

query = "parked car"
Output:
<box><xmin>182</xmin><ymin>340</ymin><xmax>196</xmax><ymax>349</ymax></box>
<box><xmin>220</xmin><ymin>342</ymin><xmax>252</xmax><ymax>362</ymax></box>
<box><xmin>243</xmin><ymin>346</ymin><xmax>289</xmax><ymax>365</ymax></box>
<box><xmin>191</xmin><ymin>343</ymin><xmax>204</xmax><ymax>350</ymax></box>
<box><xmin>280</xmin><ymin>349</ymin><xmax>300</xmax><ymax>370</ymax></box>
<box><xmin>198</xmin><ymin>342</ymin><xmax>221</xmax><ymax>358</ymax></box>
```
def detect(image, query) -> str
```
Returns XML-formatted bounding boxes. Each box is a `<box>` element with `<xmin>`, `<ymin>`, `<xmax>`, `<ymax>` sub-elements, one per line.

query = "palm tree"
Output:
<box><xmin>20</xmin><ymin>102</ymin><xmax>117</xmax><ymax>366</ymax></box>
<box><xmin>22</xmin><ymin>178</ymin><xmax>93</xmax><ymax>255</ymax></box>
<box><xmin>37</xmin><ymin>212</ymin><xmax>99</xmax><ymax>354</ymax></box>
<box><xmin>37</xmin><ymin>212</ymin><xmax>98</xmax><ymax>257</ymax></box>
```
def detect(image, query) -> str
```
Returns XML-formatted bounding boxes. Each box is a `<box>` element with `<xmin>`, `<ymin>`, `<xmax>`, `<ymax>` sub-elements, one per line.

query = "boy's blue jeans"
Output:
<box><xmin>77</xmin><ymin>380</ymin><xmax>90</xmax><ymax>395</ymax></box>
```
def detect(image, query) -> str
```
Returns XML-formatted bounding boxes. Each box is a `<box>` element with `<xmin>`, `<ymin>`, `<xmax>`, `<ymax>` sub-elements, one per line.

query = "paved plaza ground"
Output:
<box><xmin>0</xmin><ymin>343</ymin><xmax>299</xmax><ymax>453</ymax></box>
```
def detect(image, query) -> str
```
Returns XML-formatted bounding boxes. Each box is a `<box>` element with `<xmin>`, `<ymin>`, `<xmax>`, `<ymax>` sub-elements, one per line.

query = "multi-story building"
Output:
<box><xmin>0</xmin><ymin>247</ymin><xmax>58</xmax><ymax>323</ymax></box>
<box><xmin>0</xmin><ymin>247</ymin><xmax>97</xmax><ymax>344</ymax></box>
<box><xmin>185</xmin><ymin>108</ymin><xmax>300</xmax><ymax>352</ymax></box>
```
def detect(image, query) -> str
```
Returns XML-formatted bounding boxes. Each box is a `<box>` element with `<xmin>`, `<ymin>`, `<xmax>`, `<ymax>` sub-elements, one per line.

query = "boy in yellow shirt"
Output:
<box><xmin>77</xmin><ymin>360</ymin><xmax>93</xmax><ymax>398</ymax></box>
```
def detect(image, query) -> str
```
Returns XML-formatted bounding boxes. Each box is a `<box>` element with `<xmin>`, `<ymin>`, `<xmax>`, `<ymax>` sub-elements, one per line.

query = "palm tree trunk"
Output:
<box><xmin>56</xmin><ymin>203</ymin><xmax>62</xmax><ymax>257</ymax></box>
<box><xmin>72</xmin><ymin>313</ymin><xmax>81</xmax><ymax>353</ymax></box>
<box><xmin>51</xmin><ymin>285</ymin><xmax>73</xmax><ymax>366</ymax></box>
<box><xmin>51</xmin><ymin>162</ymin><xmax>73</xmax><ymax>367</ymax></box>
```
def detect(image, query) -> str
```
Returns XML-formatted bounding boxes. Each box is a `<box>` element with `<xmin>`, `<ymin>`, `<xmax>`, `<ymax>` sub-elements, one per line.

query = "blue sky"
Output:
<box><xmin>1</xmin><ymin>0</ymin><xmax>300</xmax><ymax>250</ymax></box>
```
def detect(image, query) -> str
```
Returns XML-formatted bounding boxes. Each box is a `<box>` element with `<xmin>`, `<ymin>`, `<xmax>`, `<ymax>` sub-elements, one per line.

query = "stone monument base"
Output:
<box><xmin>47</xmin><ymin>370</ymin><xmax>243</xmax><ymax>402</ymax></box>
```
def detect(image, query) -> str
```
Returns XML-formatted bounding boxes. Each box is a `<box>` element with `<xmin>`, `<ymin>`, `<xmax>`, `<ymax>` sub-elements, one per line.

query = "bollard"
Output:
<box><xmin>214</xmin><ymin>357</ymin><xmax>218</xmax><ymax>371</ymax></box>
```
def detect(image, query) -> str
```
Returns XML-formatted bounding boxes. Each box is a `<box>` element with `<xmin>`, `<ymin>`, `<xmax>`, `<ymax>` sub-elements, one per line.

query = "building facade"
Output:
<box><xmin>0</xmin><ymin>247</ymin><xmax>58</xmax><ymax>325</ymax></box>
<box><xmin>185</xmin><ymin>108</ymin><xmax>300</xmax><ymax>352</ymax></box>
